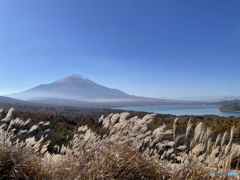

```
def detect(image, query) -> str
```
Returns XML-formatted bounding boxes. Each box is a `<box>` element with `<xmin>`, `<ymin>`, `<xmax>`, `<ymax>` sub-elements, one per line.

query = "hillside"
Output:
<box><xmin>212</xmin><ymin>99</ymin><xmax>240</xmax><ymax>112</ymax></box>
<box><xmin>0</xmin><ymin>96</ymin><xmax>26</xmax><ymax>103</ymax></box>
<box><xmin>219</xmin><ymin>103</ymin><xmax>240</xmax><ymax>112</ymax></box>
<box><xmin>212</xmin><ymin>99</ymin><xmax>240</xmax><ymax>106</ymax></box>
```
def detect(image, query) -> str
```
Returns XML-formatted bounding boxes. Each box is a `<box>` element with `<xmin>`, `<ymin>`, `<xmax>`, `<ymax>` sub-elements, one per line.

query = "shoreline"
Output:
<box><xmin>219</xmin><ymin>109</ymin><xmax>240</xmax><ymax>113</ymax></box>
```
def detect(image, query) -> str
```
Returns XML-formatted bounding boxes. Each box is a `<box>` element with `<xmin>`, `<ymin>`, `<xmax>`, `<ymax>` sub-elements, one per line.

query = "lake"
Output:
<box><xmin>112</xmin><ymin>105</ymin><xmax>240</xmax><ymax>117</ymax></box>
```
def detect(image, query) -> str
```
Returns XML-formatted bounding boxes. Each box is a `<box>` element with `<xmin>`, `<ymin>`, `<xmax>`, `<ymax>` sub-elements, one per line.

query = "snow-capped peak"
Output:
<box><xmin>56</xmin><ymin>74</ymin><xmax>94</xmax><ymax>84</ymax></box>
<box><xmin>68</xmin><ymin>74</ymin><xmax>86</xmax><ymax>79</ymax></box>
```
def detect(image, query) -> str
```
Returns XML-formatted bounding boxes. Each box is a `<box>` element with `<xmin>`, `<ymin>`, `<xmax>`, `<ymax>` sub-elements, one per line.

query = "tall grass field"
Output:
<box><xmin>0</xmin><ymin>108</ymin><xmax>239</xmax><ymax>179</ymax></box>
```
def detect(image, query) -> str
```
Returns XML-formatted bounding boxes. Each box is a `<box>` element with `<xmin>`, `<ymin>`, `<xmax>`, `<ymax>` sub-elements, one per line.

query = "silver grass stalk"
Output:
<box><xmin>119</xmin><ymin>112</ymin><xmax>130</xmax><ymax>123</ymax></box>
<box><xmin>27</xmin><ymin>125</ymin><xmax>39</xmax><ymax>133</ymax></box>
<box><xmin>78</xmin><ymin>125</ymin><xmax>88</xmax><ymax>132</ymax></box>
<box><xmin>206</xmin><ymin>137</ymin><xmax>212</xmax><ymax>154</ymax></box>
<box><xmin>203</xmin><ymin>127</ymin><xmax>211</xmax><ymax>145</ymax></box>
<box><xmin>173</xmin><ymin>117</ymin><xmax>180</xmax><ymax>155</ymax></box>
<box><xmin>206</xmin><ymin>146</ymin><xmax>220</xmax><ymax>167</ymax></box>
<box><xmin>220</xmin><ymin>131</ymin><xmax>229</xmax><ymax>153</ymax></box>
<box><xmin>149</xmin><ymin>134</ymin><xmax>161</xmax><ymax>148</ymax></box>
<box><xmin>213</xmin><ymin>134</ymin><xmax>222</xmax><ymax>150</ymax></box>
<box><xmin>225</xmin><ymin>143</ymin><xmax>240</xmax><ymax>168</ymax></box>
<box><xmin>43</xmin><ymin>121</ymin><xmax>50</xmax><ymax>126</ymax></box>
<box><xmin>44</xmin><ymin>129</ymin><xmax>50</xmax><ymax>133</ymax></box>
<box><xmin>140</xmin><ymin>124</ymin><xmax>148</xmax><ymax>133</ymax></box>
<box><xmin>190</xmin><ymin>122</ymin><xmax>203</xmax><ymax>149</ymax></box>
<box><xmin>165</xmin><ymin>129</ymin><xmax>173</xmax><ymax>135</ymax></box>
<box><xmin>211</xmin><ymin>146</ymin><xmax>220</xmax><ymax>158</ymax></box>
<box><xmin>198</xmin><ymin>129</ymin><xmax>205</xmax><ymax>144</ymax></box>
<box><xmin>98</xmin><ymin>115</ymin><xmax>105</xmax><ymax>123</ymax></box>
<box><xmin>175</xmin><ymin>134</ymin><xmax>184</xmax><ymax>146</ymax></box>
<box><xmin>24</xmin><ymin>119</ymin><xmax>31</xmax><ymax>126</ymax></box>
<box><xmin>177</xmin><ymin>145</ymin><xmax>187</xmax><ymax>151</ymax></box>
<box><xmin>224</xmin><ymin>126</ymin><xmax>238</xmax><ymax>158</ymax></box>
<box><xmin>185</xmin><ymin>118</ymin><xmax>192</xmax><ymax>143</ymax></box>
<box><xmin>152</xmin><ymin>124</ymin><xmax>166</xmax><ymax>137</ymax></box>
<box><xmin>37</xmin><ymin>121</ymin><xmax>44</xmax><ymax>126</ymax></box>
<box><xmin>102</xmin><ymin>113</ymin><xmax>113</xmax><ymax>129</ymax></box>
<box><xmin>109</xmin><ymin>113</ymin><xmax>120</xmax><ymax>127</ymax></box>
<box><xmin>191</xmin><ymin>143</ymin><xmax>205</xmax><ymax>156</ymax></box>
<box><xmin>0</xmin><ymin>124</ymin><xmax>7</xmax><ymax>129</ymax></box>
<box><xmin>1</xmin><ymin>108</ymin><xmax>14</xmax><ymax>122</ymax></box>
<box><xmin>173</xmin><ymin>117</ymin><xmax>178</xmax><ymax>142</ymax></box>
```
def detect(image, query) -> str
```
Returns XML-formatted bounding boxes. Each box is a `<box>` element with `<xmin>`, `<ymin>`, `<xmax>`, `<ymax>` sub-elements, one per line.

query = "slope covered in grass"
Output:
<box><xmin>0</xmin><ymin>108</ymin><xmax>240</xmax><ymax>179</ymax></box>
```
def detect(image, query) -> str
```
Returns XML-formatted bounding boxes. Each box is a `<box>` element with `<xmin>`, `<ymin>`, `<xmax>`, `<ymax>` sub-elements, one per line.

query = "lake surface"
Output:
<box><xmin>112</xmin><ymin>105</ymin><xmax>240</xmax><ymax>117</ymax></box>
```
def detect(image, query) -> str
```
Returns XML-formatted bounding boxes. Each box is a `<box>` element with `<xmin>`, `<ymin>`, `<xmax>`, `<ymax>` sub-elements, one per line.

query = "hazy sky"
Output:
<box><xmin>0</xmin><ymin>0</ymin><xmax>240</xmax><ymax>98</ymax></box>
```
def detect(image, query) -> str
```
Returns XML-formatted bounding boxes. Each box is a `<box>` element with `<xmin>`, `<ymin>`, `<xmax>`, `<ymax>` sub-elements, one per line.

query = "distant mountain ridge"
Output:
<box><xmin>167</xmin><ymin>95</ymin><xmax>240</xmax><ymax>102</ymax></box>
<box><xmin>6</xmin><ymin>74</ymin><xmax>145</xmax><ymax>102</ymax></box>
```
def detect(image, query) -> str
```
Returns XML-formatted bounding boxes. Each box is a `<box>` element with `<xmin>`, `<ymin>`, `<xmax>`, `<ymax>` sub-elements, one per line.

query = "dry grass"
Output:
<box><xmin>0</xmin><ymin>108</ymin><xmax>240</xmax><ymax>179</ymax></box>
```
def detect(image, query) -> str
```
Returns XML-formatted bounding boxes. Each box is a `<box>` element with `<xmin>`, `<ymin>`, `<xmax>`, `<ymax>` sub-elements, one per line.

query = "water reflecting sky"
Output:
<box><xmin>112</xmin><ymin>105</ymin><xmax>240</xmax><ymax>117</ymax></box>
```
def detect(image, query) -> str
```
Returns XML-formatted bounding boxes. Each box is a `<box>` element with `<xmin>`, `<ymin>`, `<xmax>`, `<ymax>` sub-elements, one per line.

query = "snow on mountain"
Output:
<box><xmin>56</xmin><ymin>74</ymin><xmax>94</xmax><ymax>84</ymax></box>
<box><xmin>6</xmin><ymin>74</ymin><xmax>135</xmax><ymax>101</ymax></box>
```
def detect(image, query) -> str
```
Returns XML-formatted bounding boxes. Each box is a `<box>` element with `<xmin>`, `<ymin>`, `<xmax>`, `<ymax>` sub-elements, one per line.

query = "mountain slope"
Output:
<box><xmin>0</xmin><ymin>96</ymin><xmax>25</xmax><ymax>103</ymax></box>
<box><xmin>7</xmin><ymin>74</ymin><xmax>137</xmax><ymax>101</ymax></box>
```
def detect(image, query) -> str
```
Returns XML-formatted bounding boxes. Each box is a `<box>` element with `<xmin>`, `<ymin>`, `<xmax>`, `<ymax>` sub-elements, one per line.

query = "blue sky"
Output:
<box><xmin>0</xmin><ymin>0</ymin><xmax>240</xmax><ymax>98</ymax></box>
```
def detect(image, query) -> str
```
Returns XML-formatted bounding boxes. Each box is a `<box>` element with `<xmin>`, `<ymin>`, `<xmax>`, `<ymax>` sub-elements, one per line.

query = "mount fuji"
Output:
<box><xmin>7</xmin><ymin>74</ymin><xmax>141</xmax><ymax>102</ymax></box>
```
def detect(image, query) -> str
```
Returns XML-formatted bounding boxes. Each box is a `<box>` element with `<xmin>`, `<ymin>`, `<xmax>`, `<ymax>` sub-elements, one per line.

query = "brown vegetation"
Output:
<box><xmin>0</xmin><ymin>108</ymin><xmax>240</xmax><ymax>179</ymax></box>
